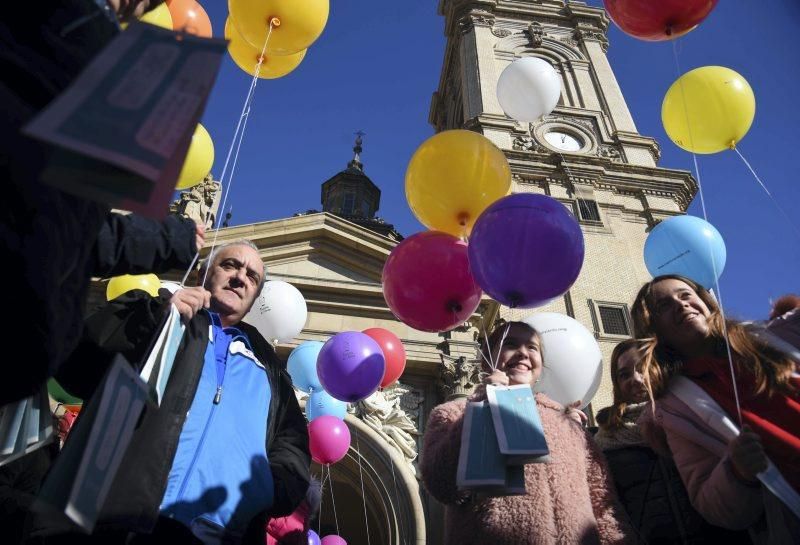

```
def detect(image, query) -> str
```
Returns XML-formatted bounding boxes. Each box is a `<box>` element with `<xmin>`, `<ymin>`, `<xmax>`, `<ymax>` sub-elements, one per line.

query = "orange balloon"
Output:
<box><xmin>166</xmin><ymin>0</ymin><xmax>212</xmax><ymax>38</ymax></box>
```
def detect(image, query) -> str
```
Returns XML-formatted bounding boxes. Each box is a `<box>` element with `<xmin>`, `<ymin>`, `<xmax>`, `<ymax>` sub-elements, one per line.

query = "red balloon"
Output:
<box><xmin>382</xmin><ymin>231</ymin><xmax>482</xmax><ymax>333</ymax></box>
<box><xmin>166</xmin><ymin>0</ymin><xmax>213</xmax><ymax>38</ymax></box>
<box><xmin>362</xmin><ymin>328</ymin><xmax>406</xmax><ymax>388</ymax></box>
<box><xmin>308</xmin><ymin>416</ymin><xmax>351</xmax><ymax>465</ymax></box>
<box><xmin>604</xmin><ymin>0</ymin><xmax>718</xmax><ymax>41</ymax></box>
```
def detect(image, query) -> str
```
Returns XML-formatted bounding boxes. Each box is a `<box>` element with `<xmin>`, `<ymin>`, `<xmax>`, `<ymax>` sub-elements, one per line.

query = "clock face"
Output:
<box><xmin>544</xmin><ymin>131</ymin><xmax>583</xmax><ymax>152</ymax></box>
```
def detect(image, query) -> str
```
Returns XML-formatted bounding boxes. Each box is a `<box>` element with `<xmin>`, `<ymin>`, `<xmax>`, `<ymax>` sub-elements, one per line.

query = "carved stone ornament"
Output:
<box><xmin>355</xmin><ymin>384</ymin><xmax>420</xmax><ymax>472</ymax></box>
<box><xmin>574</xmin><ymin>27</ymin><xmax>609</xmax><ymax>52</ymax></box>
<box><xmin>512</xmin><ymin>135</ymin><xmax>548</xmax><ymax>154</ymax></box>
<box><xmin>597</xmin><ymin>145</ymin><xmax>623</xmax><ymax>162</ymax></box>
<box><xmin>437</xmin><ymin>354</ymin><xmax>481</xmax><ymax>401</ymax></box>
<box><xmin>527</xmin><ymin>21</ymin><xmax>544</xmax><ymax>47</ymax></box>
<box><xmin>169</xmin><ymin>174</ymin><xmax>220</xmax><ymax>229</ymax></box>
<box><xmin>492</xmin><ymin>27</ymin><xmax>512</xmax><ymax>38</ymax></box>
<box><xmin>458</xmin><ymin>10</ymin><xmax>495</xmax><ymax>34</ymax></box>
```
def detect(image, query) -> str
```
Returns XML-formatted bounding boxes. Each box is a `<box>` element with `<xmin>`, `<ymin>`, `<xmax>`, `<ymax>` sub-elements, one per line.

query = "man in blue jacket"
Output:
<box><xmin>49</xmin><ymin>240</ymin><xmax>311</xmax><ymax>544</ymax></box>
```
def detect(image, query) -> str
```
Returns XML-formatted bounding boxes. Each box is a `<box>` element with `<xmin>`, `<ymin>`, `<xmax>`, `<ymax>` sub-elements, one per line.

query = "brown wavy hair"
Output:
<box><xmin>601</xmin><ymin>338</ymin><xmax>653</xmax><ymax>430</ymax></box>
<box><xmin>631</xmin><ymin>274</ymin><xmax>796</xmax><ymax>400</ymax></box>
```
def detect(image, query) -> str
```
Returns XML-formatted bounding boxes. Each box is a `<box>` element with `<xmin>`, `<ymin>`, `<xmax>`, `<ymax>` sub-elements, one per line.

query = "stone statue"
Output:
<box><xmin>356</xmin><ymin>384</ymin><xmax>420</xmax><ymax>473</ymax></box>
<box><xmin>170</xmin><ymin>175</ymin><xmax>220</xmax><ymax>228</ymax></box>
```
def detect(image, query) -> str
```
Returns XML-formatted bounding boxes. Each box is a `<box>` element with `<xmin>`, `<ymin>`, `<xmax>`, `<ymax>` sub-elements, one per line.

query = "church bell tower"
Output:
<box><xmin>431</xmin><ymin>0</ymin><xmax>697</xmax><ymax>413</ymax></box>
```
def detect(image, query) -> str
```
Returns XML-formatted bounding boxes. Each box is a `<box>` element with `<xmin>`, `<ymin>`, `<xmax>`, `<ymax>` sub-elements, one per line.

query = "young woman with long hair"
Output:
<box><xmin>420</xmin><ymin>321</ymin><xmax>634</xmax><ymax>545</ymax></box>
<box><xmin>594</xmin><ymin>339</ymin><xmax>750</xmax><ymax>544</ymax></box>
<box><xmin>631</xmin><ymin>274</ymin><xmax>799</xmax><ymax>543</ymax></box>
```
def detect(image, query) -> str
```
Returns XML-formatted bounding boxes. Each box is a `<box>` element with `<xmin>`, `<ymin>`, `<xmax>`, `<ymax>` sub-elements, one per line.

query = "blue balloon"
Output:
<box><xmin>306</xmin><ymin>390</ymin><xmax>348</xmax><ymax>421</ymax></box>
<box><xmin>644</xmin><ymin>215</ymin><xmax>726</xmax><ymax>289</ymax></box>
<box><xmin>287</xmin><ymin>341</ymin><xmax>324</xmax><ymax>393</ymax></box>
<box><xmin>307</xmin><ymin>529</ymin><xmax>321</xmax><ymax>545</ymax></box>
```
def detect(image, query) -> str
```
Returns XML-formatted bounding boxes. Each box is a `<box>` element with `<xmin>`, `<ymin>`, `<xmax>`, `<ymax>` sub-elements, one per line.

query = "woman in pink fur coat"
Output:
<box><xmin>420</xmin><ymin>321</ymin><xmax>636</xmax><ymax>545</ymax></box>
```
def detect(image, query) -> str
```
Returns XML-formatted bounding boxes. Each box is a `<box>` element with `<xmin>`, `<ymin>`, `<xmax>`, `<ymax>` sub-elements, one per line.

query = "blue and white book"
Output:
<box><xmin>140</xmin><ymin>304</ymin><xmax>185</xmax><ymax>405</ymax></box>
<box><xmin>36</xmin><ymin>355</ymin><xmax>147</xmax><ymax>532</ymax></box>
<box><xmin>486</xmin><ymin>384</ymin><xmax>549</xmax><ymax>465</ymax></box>
<box><xmin>457</xmin><ymin>401</ymin><xmax>507</xmax><ymax>489</ymax></box>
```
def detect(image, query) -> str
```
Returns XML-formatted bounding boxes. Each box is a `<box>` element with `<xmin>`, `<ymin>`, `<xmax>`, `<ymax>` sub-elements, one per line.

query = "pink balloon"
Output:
<box><xmin>308</xmin><ymin>416</ymin><xmax>351</xmax><ymax>465</ymax></box>
<box><xmin>382</xmin><ymin>231</ymin><xmax>482</xmax><ymax>332</ymax></box>
<box><xmin>321</xmin><ymin>537</ymin><xmax>347</xmax><ymax>545</ymax></box>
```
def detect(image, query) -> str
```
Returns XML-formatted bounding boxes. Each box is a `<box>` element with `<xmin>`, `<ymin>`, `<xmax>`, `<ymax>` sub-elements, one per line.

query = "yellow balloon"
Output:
<box><xmin>228</xmin><ymin>0</ymin><xmax>329</xmax><ymax>55</ymax></box>
<box><xmin>139</xmin><ymin>4</ymin><xmax>174</xmax><ymax>29</ymax></box>
<box><xmin>405</xmin><ymin>130</ymin><xmax>512</xmax><ymax>237</ymax></box>
<box><xmin>106</xmin><ymin>274</ymin><xmax>161</xmax><ymax>301</ymax></box>
<box><xmin>662</xmin><ymin>66</ymin><xmax>755</xmax><ymax>154</ymax></box>
<box><xmin>225</xmin><ymin>18</ymin><xmax>306</xmax><ymax>79</ymax></box>
<box><xmin>176</xmin><ymin>124</ymin><xmax>214</xmax><ymax>190</ymax></box>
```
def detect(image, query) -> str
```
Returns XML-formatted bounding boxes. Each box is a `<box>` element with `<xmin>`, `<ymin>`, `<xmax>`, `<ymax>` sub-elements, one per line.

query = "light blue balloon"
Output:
<box><xmin>287</xmin><ymin>341</ymin><xmax>324</xmax><ymax>393</ymax></box>
<box><xmin>644</xmin><ymin>215</ymin><xmax>726</xmax><ymax>289</ymax></box>
<box><xmin>306</xmin><ymin>390</ymin><xmax>348</xmax><ymax>421</ymax></box>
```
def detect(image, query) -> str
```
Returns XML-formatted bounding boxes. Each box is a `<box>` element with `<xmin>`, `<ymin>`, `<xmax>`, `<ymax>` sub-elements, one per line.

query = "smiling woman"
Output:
<box><xmin>631</xmin><ymin>274</ymin><xmax>800</xmax><ymax>542</ymax></box>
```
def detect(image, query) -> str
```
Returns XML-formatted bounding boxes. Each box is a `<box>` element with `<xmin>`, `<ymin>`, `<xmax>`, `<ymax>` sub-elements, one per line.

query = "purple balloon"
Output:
<box><xmin>321</xmin><ymin>537</ymin><xmax>347</xmax><ymax>545</ymax></box>
<box><xmin>468</xmin><ymin>193</ymin><xmax>584</xmax><ymax>308</ymax></box>
<box><xmin>317</xmin><ymin>332</ymin><xmax>386</xmax><ymax>402</ymax></box>
<box><xmin>308</xmin><ymin>530</ymin><xmax>322</xmax><ymax>545</ymax></box>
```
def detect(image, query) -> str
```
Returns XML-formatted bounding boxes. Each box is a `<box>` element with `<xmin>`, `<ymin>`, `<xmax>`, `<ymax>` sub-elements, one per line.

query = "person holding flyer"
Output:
<box><xmin>420</xmin><ymin>321</ymin><xmax>634</xmax><ymax>545</ymax></box>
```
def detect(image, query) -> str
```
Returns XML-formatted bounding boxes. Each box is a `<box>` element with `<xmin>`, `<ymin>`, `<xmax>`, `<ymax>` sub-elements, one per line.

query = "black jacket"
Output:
<box><xmin>57</xmin><ymin>291</ymin><xmax>311</xmax><ymax>541</ymax></box>
<box><xmin>604</xmin><ymin>446</ymin><xmax>751</xmax><ymax>545</ymax></box>
<box><xmin>0</xmin><ymin>0</ymin><xmax>197</xmax><ymax>404</ymax></box>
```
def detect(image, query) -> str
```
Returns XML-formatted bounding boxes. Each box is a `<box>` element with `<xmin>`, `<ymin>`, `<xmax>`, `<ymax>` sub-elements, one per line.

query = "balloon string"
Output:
<box><xmin>355</xmin><ymin>430</ymin><xmax>372</xmax><ymax>545</ymax></box>
<box><xmin>732</xmin><ymin>147</ymin><xmax>800</xmax><ymax>239</ymax></box>
<box><xmin>671</xmin><ymin>40</ymin><xmax>742</xmax><ymax>424</ymax></box>
<box><xmin>327</xmin><ymin>464</ymin><xmax>341</xmax><ymax>536</ymax></box>
<box><xmin>479</xmin><ymin>322</ymin><xmax>495</xmax><ymax>372</ymax></box>
<box><xmin>179</xmin><ymin>20</ymin><xmax>276</xmax><ymax>288</ymax></box>
<box><xmin>557</xmin><ymin>152</ymin><xmax>594</xmax><ymax>225</ymax></box>
<box><xmin>318</xmin><ymin>467</ymin><xmax>325</xmax><ymax>536</ymax></box>
<box><xmin>388</xmin><ymin>451</ymin><xmax>406</xmax><ymax>545</ymax></box>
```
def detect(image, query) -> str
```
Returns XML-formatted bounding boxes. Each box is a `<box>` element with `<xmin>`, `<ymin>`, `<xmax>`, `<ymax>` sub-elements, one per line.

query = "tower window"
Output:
<box><xmin>342</xmin><ymin>193</ymin><xmax>355</xmax><ymax>215</ymax></box>
<box><xmin>598</xmin><ymin>306</ymin><xmax>630</xmax><ymax>336</ymax></box>
<box><xmin>578</xmin><ymin>199</ymin><xmax>601</xmax><ymax>222</ymax></box>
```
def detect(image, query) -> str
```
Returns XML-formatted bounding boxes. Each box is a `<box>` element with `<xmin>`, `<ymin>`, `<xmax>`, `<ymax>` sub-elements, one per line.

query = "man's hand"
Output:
<box><xmin>195</xmin><ymin>222</ymin><xmax>206</xmax><ymax>252</ymax></box>
<box><xmin>728</xmin><ymin>425</ymin><xmax>768</xmax><ymax>483</ymax></box>
<box><xmin>170</xmin><ymin>286</ymin><xmax>211</xmax><ymax>322</ymax></box>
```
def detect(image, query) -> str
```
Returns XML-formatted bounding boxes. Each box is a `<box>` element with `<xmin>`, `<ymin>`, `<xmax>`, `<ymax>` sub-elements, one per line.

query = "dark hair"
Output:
<box><xmin>631</xmin><ymin>274</ymin><xmax>796</xmax><ymax>399</ymax></box>
<box><xmin>601</xmin><ymin>338</ymin><xmax>652</xmax><ymax>431</ymax></box>
<box><xmin>477</xmin><ymin>320</ymin><xmax>541</xmax><ymax>372</ymax></box>
<box><xmin>771</xmin><ymin>294</ymin><xmax>800</xmax><ymax>320</ymax></box>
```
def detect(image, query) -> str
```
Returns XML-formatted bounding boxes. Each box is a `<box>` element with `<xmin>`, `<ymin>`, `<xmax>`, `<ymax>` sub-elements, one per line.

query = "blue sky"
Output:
<box><xmin>197</xmin><ymin>0</ymin><xmax>800</xmax><ymax>322</ymax></box>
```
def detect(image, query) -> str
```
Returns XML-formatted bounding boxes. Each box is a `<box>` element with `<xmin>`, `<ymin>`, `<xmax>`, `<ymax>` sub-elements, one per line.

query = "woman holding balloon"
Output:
<box><xmin>631</xmin><ymin>275</ymin><xmax>800</xmax><ymax>543</ymax></box>
<box><xmin>421</xmin><ymin>321</ymin><xmax>635</xmax><ymax>545</ymax></box>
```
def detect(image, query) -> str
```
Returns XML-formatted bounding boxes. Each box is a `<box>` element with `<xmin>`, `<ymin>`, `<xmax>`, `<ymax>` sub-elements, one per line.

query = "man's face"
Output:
<box><xmin>203</xmin><ymin>245</ymin><xmax>264</xmax><ymax>326</ymax></box>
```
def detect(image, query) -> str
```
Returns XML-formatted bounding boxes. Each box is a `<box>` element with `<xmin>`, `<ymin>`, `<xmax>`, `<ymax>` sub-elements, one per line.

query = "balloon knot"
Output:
<box><xmin>269</xmin><ymin>16</ymin><xmax>281</xmax><ymax>28</ymax></box>
<box><xmin>447</xmin><ymin>301</ymin><xmax>463</xmax><ymax>313</ymax></box>
<box><xmin>457</xmin><ymin>212</ymin><xmax>469</xmax><ymax>227</ymax></box>
<box><xmin>729</xmin><ymin>140</ymin><xmax>736</xmax><ymax>150</ymax></box>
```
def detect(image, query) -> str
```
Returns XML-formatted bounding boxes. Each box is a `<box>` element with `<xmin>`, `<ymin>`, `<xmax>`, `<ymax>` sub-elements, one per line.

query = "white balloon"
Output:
<box><xmin>244</xmin><ymin>280</ymin><xmax>307</xmax><ymax>344</ymax></box>
<box><xmin>496</xmin><ymin>57</ymin><xmax>561</xmax><ymax>123</ymax></box>
<box><xmin>522</xmin><ymin>312</ymin><xmax>602</xmax><ymax>409</ymax></box>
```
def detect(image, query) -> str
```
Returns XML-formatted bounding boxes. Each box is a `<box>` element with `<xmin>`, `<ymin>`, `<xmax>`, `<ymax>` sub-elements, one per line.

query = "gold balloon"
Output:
<box><xmin>138</xmin><ymin>4</ymin><xmax>174</xmax><ymax>29</ymax></box>
<box><xmin>228</xmin><ymin>0</ymin><xmax>329</xmax><ymax>55</ymax></box>
<box><xmin>405</xmin><ymin>130</ymin><xmax>512</xmax><ymax>237</ymax></box>
<box><xmin>662</xmin><ymin>66</ymin><xmax>756</xmax><ymax>154</ymax></box>
<box><xmin>176</xmin><ymin>124</ymin><xmax>214</xmax><ymax>190</ymax></box>
<box><xmin>225</xmin><ymin>18</ymin><xmax>306</xmax><ymax>79</ymax></box>
<box><xmin>106</xmin><ymin>274</ymin><xmax>161</xmax><ymax>301</ymax></box>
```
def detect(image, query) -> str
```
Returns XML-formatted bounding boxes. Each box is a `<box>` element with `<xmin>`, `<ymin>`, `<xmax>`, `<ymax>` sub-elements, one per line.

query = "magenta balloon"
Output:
<box><xmin>468</xmin><ymin>193</ymin><xmax>584</xmax><ymax>308</ymax></box>
<box><xmin>321</xmin><ymin>537</ymin><xmax>347</xmax><ymax>545</ymax></box>
<box><xmin>308</xmin><ymin>416</ymin><xmax>351</xmax><ymax>465</ymax></box>
<box><xmin>307</xmin><ymin>530</ymin><xmax>321</xmax><ymax>545</ymax></box>
<box><xmin>317</xmin><ymin>331</ymin><xmax>385</xmax><ymax>402</ymax></box>
<box><xmin>382</xmin><ymin>231</ymin><xmax>483</xmax><ymax>332</ymax></box>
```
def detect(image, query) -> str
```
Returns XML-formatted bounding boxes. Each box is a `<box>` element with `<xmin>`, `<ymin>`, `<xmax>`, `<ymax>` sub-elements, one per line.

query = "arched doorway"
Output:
<box><xmin>311</xmin><ymin>416</ymin><xmax>425</xmax><ymax>544</ymax></box>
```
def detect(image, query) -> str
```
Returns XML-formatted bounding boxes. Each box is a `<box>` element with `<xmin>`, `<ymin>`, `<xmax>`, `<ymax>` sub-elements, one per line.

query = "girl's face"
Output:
<box><xmin>649</xmin><ymin>278</ymin><xmax>712</xmax><ymax>354</ymax></box>
<box><xmin>494</xmin><ymin>324</ymin><xmax>543</xmax><ymax>386</ymax></box>
<box><xmin>615</xmin><ymin>348</ymin><xmax>647</xmax><ymax>404</ymax></box>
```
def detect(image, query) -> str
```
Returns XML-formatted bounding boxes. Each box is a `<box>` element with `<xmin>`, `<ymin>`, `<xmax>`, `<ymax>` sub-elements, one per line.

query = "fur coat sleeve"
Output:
<box><xmin>420</xmin><ymin>399</ymin><xmax>467</xmax><ymax>505</ymax></box>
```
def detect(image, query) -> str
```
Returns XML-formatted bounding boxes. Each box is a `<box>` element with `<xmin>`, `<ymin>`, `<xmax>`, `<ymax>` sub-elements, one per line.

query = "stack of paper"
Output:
<box><xmin>0</xmin><ymin>385</ymin><xmax>54</xmax><ymax>467</ymax></box>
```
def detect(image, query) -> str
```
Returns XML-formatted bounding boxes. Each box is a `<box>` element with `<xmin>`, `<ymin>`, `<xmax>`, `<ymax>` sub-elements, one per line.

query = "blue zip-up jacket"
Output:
<box><xmin>160</xmin><ymin>312</ymin><xmax>273</xmax><ymax>541</ymax></box>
